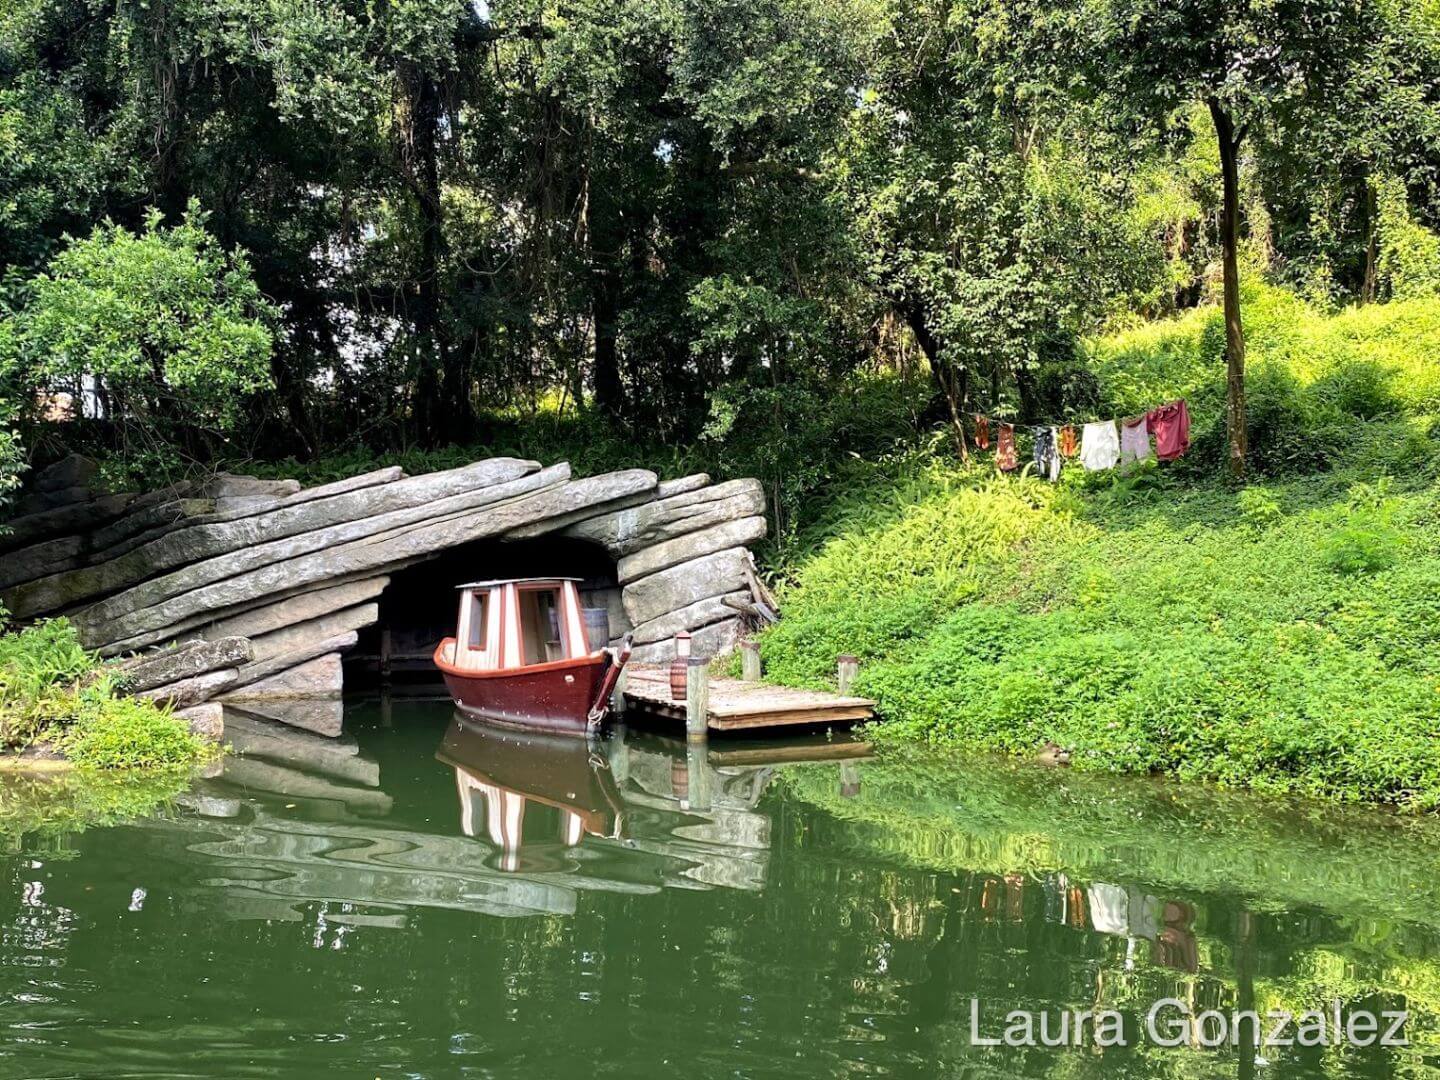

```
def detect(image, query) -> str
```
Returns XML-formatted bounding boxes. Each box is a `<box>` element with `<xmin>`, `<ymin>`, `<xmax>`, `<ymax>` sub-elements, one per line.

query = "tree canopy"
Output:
<box><xmin>0</xmin><ymin>0</ymin><xmax>1436</xmax><ymax>498</ymax></box>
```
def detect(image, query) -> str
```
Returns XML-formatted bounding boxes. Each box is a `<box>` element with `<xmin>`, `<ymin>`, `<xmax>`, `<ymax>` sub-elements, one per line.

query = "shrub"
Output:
<box><xmin>58</xmin><ymin>691</ymin><xmax>209</xmax><ymax>770</ymax></box>
<box><xmin>0</xmin><ymin>616</ymin><xmax>212</xmax><ymax>769</ymax></box>
<box><xmin>759</xmin><ymin>442</ymin><xmax>1440</xmax><ymax>808</ymax></box>
<box><xmin>0</xmin><ymin>617</ymin><xmax>96</xmax><ymax>747</ymax></box>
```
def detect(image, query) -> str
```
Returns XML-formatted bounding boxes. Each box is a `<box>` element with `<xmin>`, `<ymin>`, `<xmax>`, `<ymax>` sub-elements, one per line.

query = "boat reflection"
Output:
<box><xmin>437</xmin><ymin>717</ymin><xmax>626</xmax><ymax>871</ymax></box>
<box><xmin>434</xmin><ymin>712</ymin><xmax>874</xmax><ymax>884</ymax></box>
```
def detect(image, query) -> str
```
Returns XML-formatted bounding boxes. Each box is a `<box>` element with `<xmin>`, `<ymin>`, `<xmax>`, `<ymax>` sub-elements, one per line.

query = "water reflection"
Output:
<box><xmin>4</xmin><ymin>699</ymin><xmax>1440</xmax><ymax>1078</ymax></box>
<box><xmin>122</xmin><ymin>708</ymin><xmax>875</xmax><ymax>921</ymax></box>
<box><xmin>433</xmin><ymin>713</ymin><xmax>873</xmax><ymax>888</ymax></box>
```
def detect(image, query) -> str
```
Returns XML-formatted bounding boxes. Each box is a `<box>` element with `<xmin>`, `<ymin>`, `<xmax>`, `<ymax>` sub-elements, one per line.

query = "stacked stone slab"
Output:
<box><xmin>1</xmin><ymin>455</ymin><xmax>768</xmax><ymax>733</ymax></box>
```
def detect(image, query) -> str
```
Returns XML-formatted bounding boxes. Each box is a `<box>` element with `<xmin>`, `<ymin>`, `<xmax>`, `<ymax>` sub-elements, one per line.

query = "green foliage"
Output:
<box><xmin>56</xmin><ymin>691</ymin><xmax>209</xmax><ymax>770</ymax></box>
<box><xmin>1088</xmin><ymin>282</ymin><xmax>1440</xmax><ymax>475</ymax></box>
<box><xmin>760</xmin><ymin>296</ymin><xmax>1440</xmax><ymax>808</ymax></box>
<box><xmin>0</xmin><ymin>617</ymin><xmax>96</xmax><ymax>746</ymax></box>
<box><xmin>1236</xmin><ymin>485</ymin><xmax>1282</xmax><ymax>530</ymax></box>
<box><xmin>1376</xmin><ymin>174</ymin><xmax>1440</xmax><ymax>301</ymax></box>
<box><xmin>1317</xmin><ymin>480</ymin><xmax>1405</xmax><ymax>576</ymax></box>
<box><xmin>0</xmin><ymin>616</ymin><xmax>210</xmax><ymax>770</ymax></box>
<box><xmin>0</xmin><ymin>207</ymin><xmax>276</xmax><ymax>477</ymax></box>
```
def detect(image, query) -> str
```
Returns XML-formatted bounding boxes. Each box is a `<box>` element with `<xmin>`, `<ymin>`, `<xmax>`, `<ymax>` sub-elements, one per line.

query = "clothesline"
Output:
<box><xmin>971</xmin><ymin>399</ymin><xmax>1191</xmax><ymax>479</ymax></box>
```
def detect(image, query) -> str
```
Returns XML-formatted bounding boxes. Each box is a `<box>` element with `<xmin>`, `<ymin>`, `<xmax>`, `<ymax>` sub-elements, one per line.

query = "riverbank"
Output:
<box><xmin>757</xmin><ymin>288</ymin><xmax>1440</xmax><ymax>809</ymax></box>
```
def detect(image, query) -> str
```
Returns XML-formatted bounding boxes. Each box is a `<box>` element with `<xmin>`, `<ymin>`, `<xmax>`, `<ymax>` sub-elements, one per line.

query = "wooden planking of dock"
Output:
<box><xmin>622</xmin><ymin>665</ymin><xmax>875</xmax><ymax>732</ymax></box>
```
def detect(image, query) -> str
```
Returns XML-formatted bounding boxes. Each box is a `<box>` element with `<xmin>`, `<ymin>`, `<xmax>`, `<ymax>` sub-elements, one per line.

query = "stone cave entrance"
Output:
<box><xmin>347</xmin><ymin>534</ymin><xmax>626</xmax><ymax>687</ymax></box>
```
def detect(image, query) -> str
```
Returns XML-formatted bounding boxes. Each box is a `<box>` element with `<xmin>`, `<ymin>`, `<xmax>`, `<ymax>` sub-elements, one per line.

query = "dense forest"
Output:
<box><xmin>1</xmin><ymin>0</ymin><xmax>1437</xmax><ymax>511</ymax></box>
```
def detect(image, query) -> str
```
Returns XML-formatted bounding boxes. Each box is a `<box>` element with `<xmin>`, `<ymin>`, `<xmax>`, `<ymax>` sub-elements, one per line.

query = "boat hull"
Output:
<box><xmin>434</xmin><ymin>641</ymin><xmax>612</xmax><ymax>736</ymax></box>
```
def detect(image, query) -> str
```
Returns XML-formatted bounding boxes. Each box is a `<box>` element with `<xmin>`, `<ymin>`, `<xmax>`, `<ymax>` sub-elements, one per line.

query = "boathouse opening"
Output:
<box><xmin>347</xmin><ymin>535</ymin><xmax>626</xmax><ymax>686</ymax></box>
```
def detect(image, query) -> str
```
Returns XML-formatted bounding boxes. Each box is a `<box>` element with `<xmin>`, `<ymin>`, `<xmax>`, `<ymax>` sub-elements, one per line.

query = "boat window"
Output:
<box><xmin>517</xmin><ymin>586</ymin><xmax>563</xmax><ymax>665</ymax></box>
<box><xmin>467</xmin><ymin>592</ymin><xmax>488</xmax><ymax>650</ymax></box>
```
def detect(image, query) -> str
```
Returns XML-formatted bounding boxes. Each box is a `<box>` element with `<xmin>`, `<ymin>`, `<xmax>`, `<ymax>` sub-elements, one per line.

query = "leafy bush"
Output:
<box><xmin>0</xmin><ymin>205</ymin><xmax>276</xmax><ymax>485</ymax></box>
<box><xmin>0</xmin><ymin>616</ymin><xmax>211</xmax><ymax>769</ymax></box>
<box><xmin>759</xmin><ymin>443</ymin><xmax>1440</xmax><ymax>808</ymax></box>
<box><xmin>57</xmin><ymin>691</ymin><xmax>209</xmax><ymax>770</ymax></box>
<box><xmin>0</xmin><ymin>617</ymin><xmax>97</xmax><ymax>747</ymax></box>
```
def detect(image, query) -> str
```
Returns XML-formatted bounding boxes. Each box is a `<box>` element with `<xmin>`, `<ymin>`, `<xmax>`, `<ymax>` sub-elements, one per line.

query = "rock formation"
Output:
<box><xmin>2</xmin><ymin>455</ymin><xmax>769</xmax><ymax>733</ymax></box>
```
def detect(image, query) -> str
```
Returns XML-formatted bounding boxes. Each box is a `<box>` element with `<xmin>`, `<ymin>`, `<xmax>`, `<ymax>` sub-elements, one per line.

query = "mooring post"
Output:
<box><xmin>839</xmin><ymin>760</ymin><xmax>861</xmax><ymax>798</ymax></box>
<box><xmin>837</xmin><ymin>653</ymin><xmax>859</xmax><ymax>695</ymax></box>
<box><xmin>685</xmin><ymin>656</ymin><xmax>710</xmax><ymax>739</ymax></box>
<box><xmin>379</xmin><ymin>627</ymin><xmax>393</xmax><ymax>684</ymax></box>
<box><xmin>607</xmin><ymin>723</ymin><xmax>631</xmax><ymax>785</ymax></box>
<box><xmin>611</xmin><ymin>665</ymin><xmax>628</xmax><ymax>715</ymax></box>
<box><xmin>684</xmin><ymin>736</ymin><xmax>713</xmax><ymax>813</ymax></box>
<box><xmin>740</xmin><ymin>638</ymin><xmax>762</xmax><ymax>682</ymax></box>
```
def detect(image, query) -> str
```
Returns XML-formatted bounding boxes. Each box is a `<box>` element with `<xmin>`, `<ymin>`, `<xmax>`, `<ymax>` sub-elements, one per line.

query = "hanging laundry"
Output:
<box><xmin>1119</xmin><ymin>414</ymin><xmax>1153</xmax><ymax>465</ymax></box>
<box><xmin>1146</xmin><ymin>399</ymin><xmax>1191</xmax><ymax>461</ymax></box>
<box><xmin>1058</xmin><ymin>424</ymin><xmax>1078</xmax><ymax>458</ymax></box>
<box><xmin>1079</xmin><ymin>420</ymin><xmax>1120</xmax><ymax>471</ymax></box>
<box><xmin>973</xmin><ymin>414</ymin><xmax>991</xmax><ymax>451</ymax></box>
<box><xmin>1087</xmin><ymin>883</ymin><xmax>1129</xmax><ymax>936</ymax></box>
<box><xmin>1033</xmin><ymin>426</ymin><xmax>1060</xmax><ymax>482</ymax></box>
<box><xmin>996</xmin><ymin>423</ymin><xmax>1018</xmax><ymax>471</ymax></box>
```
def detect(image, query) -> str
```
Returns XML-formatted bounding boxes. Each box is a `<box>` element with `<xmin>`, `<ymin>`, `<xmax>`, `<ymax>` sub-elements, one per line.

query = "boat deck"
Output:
<box><xmin>622</xmin><ymin>665</ymin><xmax>875</xmax><ymax>732</ymax></box>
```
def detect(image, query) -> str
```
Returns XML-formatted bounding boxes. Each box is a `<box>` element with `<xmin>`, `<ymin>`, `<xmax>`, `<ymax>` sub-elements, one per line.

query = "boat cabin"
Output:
<box><xmin>444</xmin><ymin>577</ymin><xmax>594</xmax><ymax>673</ymax></box>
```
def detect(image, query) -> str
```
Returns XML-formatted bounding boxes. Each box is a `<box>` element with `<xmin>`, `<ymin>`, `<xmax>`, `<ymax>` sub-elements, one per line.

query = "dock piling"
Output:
<box><xmin>611</xmin><ymin>665</ymin><xmax>629</xmax><ymax>715</ymax></box>
<box><xmin>740</xmin><ymin>639</ymin><xmax>762</xmax><ymax>682</ymax></box>
<box><xmin>685</xmin><ymin>657</ymin><xmax>710</xmax><ymax>738</ymax></box>
<box><xmin>837</xmin><ymin>654</ymin><xmax>859</xmax><ymax>695</ymax></box>
<box><xmin>684</xmin><ymin>738</ymin><xmax>713</xmax><ymax>812</ymax></box>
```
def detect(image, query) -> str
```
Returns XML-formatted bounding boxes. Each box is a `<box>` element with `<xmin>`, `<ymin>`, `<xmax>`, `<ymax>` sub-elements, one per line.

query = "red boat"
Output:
<box><xmin>433</xmin><ymin>577</ymin><xmax>631</xmax><ymax>736</ymax></box>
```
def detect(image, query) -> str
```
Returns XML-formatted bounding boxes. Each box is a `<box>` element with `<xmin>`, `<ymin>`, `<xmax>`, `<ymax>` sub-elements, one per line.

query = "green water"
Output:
<box><xmin>6</xmin><ymin>698</ymin><xmax>1440</xmax><ymax>1079</ymax></box>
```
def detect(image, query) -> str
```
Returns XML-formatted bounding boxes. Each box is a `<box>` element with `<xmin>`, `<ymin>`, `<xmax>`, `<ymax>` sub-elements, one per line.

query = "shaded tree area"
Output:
<box><xmin>1</xmin><ymin>0</ymin><xmax>1437</xmax><ymax>506</ymax></box>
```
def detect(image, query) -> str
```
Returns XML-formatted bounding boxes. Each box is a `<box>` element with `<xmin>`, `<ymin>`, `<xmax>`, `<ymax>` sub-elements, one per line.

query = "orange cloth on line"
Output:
<box><xmin>996</xmin><ymin>423</ymin><xmax>1018</xmax><ymax>471</ymax></box>
<box><xmin>974</xmin><ymin>414</ymin><xmax>991</xmax><ymax>450</ymax></box>
<box><xmin>1058</xmin><ymin>424</ymin><xmax>1078</xmax><ymax>458</ymax></box>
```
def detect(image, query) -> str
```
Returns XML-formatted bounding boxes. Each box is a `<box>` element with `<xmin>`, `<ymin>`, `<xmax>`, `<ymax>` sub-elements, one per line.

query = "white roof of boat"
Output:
<box><xmin>456</xmin><ymin>577</ymin><xmax>583</xmax><ymax>589</ymax></box>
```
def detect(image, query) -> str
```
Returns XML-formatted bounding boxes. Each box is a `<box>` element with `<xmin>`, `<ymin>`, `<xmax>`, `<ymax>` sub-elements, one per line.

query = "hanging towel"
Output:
<box><xmin>1033</xmin><ymin>426</ymin><xmax>1060</xmax><ymax>482</ymax></box>
<box><xmin>1146</xmin><ymin>399</ymin><xmax>1191</xmax><ymax>461</ymax></box>
<box><xmin>973</xmin><ymin>414</ymin><xmax>991</xmax><ymax>451</ymax></box>
<box><xmin>1079</xmin><ymin>420</ymin><xmax>1120</xmax><ymax>471</ymax></box>
<box><xmin>1058</xmin><ymin>424</ymin><xmax>1078</xmax><ymax>458</ymax></box>
<box><xmin>996</xmin><ymin>423</ymin><xmax>1018</xmax><ymax>471</ymax></box>
<box><xmin>1088</xmin><ymin>883</ymin><xmax>1129</xmax><ymax>936</ymax></box>
<box><xmin>1119</xmin><ymin>415</ymin><xmax>1153</xmax><ymax>465</ymax></box>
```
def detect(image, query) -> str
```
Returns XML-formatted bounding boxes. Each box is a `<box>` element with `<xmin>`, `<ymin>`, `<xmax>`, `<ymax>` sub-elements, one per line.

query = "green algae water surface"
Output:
<box><xmin>4</xmin><ymin>697</ymin><xmax>1440</xmax><ymax>1079</ymax></box>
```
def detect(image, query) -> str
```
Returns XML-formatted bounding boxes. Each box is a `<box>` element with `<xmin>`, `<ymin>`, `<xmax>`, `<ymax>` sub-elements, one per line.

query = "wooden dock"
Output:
<box><xmin>622</xmin><ymin>665</ymin><xmax>875</xmax><ymax>732</ymax></box>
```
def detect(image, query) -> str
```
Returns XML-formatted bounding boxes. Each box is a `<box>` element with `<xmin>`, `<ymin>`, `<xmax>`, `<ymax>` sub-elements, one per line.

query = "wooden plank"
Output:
<box><xmin>710</xmin><ymin>707</ymin><xmax>874</xmax><ymax>730</ymax></box>
<box><xmin>621</xmin><ymin>664</ymin><xmax>874</xmax><ymax>732</ymax></box>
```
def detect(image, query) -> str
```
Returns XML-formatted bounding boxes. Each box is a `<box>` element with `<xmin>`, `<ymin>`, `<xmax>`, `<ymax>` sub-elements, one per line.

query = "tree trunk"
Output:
<box><xmin>148</xmin><ymin>0</ymin><xmax>189</xmax><ymax>223</ymax></box>
<box><xmin>403</xmin><ymin>68</ymin><xmax>454</xmax><ymax>445</ymax></box>
<box><xmin>1210</xmin><ymin>100</ymin><xmax>1247</xmax><ymax>480</ymax></box>
<box><xmin>897</xmin><ymin>296</ymin><xmax>968</xmax><ymax>459</ymax></box>
<box><xmin>592</xmin><ymin>262</ymin><xmax>623</xmax><ymax>417</ymax></box>
<box><xmin>1361</xmin><ymin>179</ymin><xmax>1379</xmax><ymax>305</ymax></box>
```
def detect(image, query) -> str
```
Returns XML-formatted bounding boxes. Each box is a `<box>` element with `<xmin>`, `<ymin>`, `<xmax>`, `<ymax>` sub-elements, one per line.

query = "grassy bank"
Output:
<box><xmin>0</xmin><ymin>617</ymin><xmax>214</xmax><ymax>770</ymax></box>
<box><xmin>760</xmin><ymin>288</ymin><xmax>1440</xmax><ymax>808</ymax></box>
